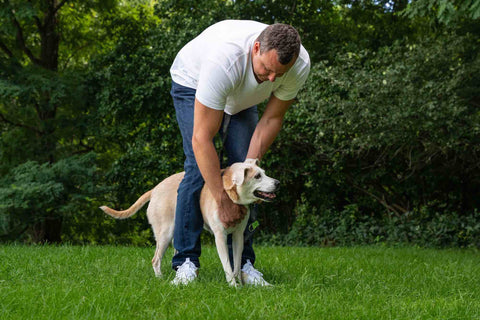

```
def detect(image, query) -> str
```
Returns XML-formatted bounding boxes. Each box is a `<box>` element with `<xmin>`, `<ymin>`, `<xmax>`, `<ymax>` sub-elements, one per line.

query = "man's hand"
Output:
<box><xmin>217</xmin><ymin>191</ymin><xmax>247</xmax><ymax>228</ymax></box>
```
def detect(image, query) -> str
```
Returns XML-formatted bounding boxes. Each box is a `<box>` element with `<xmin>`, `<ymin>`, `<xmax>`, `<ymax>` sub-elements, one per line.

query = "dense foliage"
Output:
<box><xmin>1</xmin><ymin>0</ymin><xmax>479</xmax><ymax>247</ymax></box>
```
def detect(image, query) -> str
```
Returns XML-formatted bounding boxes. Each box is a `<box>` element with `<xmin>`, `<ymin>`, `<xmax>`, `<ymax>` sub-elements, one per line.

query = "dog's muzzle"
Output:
<box><xmin>254</xmin><ymin>190</ymin><xmax>277</xmax><ymax>201</ymax></box>
<box><xmin>254</xmin><ymin>179</ymin><xmax>280</xmax><ymax>202</ymax></box>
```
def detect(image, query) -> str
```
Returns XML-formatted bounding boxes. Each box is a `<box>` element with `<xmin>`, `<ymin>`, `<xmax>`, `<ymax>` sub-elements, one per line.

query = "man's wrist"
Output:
<box><xmin>213</xmin><ymin>189</ymin><xmax>227</xmax><ymax>205</ymax></box>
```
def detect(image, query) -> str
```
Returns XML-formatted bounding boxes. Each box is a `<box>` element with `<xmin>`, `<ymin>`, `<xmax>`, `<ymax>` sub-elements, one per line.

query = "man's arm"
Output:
<box><xmin>192</xmin><ymin>98</ymin><xmax>246</xmax><ymax>227</ymax></box>
<box><xmin>246</xmin><ymin>94</ymin><xmax>294</xmax><ymax>160</ymax></box>
<box><xmin>192</xmin><ymin>98</ymin><xmax>224</xmax><ymax>202</ymax></box>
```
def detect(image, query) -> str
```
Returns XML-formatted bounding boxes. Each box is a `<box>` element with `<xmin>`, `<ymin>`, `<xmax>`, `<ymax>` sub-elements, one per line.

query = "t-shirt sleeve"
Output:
<box><xmin>195</xmin><ymin>59</ymin><xmax>234</xmax><ymax>110</ymax></box>
<box><xmin>273</xmin><ymin>53</ymin><xmax>311</xmax><ymax>102</ymax></box>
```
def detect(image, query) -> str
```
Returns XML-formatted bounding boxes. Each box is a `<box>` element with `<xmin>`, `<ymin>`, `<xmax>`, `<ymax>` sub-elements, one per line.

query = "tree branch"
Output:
<box><xmin>43</xmin><ymin>0</ymin><xmax>68</xmax><ymax>27</ymax></box>
<box><xmin>72</xmin><ymin>145</ymin><xmax>94</xmax><ymax>155</ymax></box>
<box><xmin>11</xmin><ymin>13</ymin><xmax>42</xmax><ymax>66</ymax></box>
<box><xmin>0</xmin><ymin>38</ymin><xmax>14</xmax><ymax>58</ymax></box>
<box><xmin>28</xmin><ymin>0</ymin><xmax>45</xmax><ymax>31</ymax></box>
<box><xmin>0</xmin><ymin>112</ymin><xmax>42</xmax><ymax>134</ymax></box>
<box><xmin>351</xmin><ymin>183</ymin><xmax>403</xmax><ymax>217</ymax></box>
<box><xmin>34</xmin><ymin>15</ymin><xmax>44</xmax><ymax>32</ymax></box>
<box><xmin>290</xmin><ymin>0</ymin><xmax>297</xmax><ymax>16</ymax></box>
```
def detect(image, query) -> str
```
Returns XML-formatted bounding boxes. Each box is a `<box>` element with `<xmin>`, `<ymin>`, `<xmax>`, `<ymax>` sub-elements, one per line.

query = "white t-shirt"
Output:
<box><xmin>170</xmin><ymin>20</ymin><xmax>310</xmax><ymax>115</ymax></box>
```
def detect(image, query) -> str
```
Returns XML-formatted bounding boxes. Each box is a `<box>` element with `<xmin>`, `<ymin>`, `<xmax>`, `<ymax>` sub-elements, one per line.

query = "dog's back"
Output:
<box><xmin>146</xmin><ymin>172</ymin><xmax>184</xmax><ymax>227</ymax></box>
<box><xmin>99</xmin><ymin>172</ymin><xmax>185</xmax><ymax>220</ymax></box>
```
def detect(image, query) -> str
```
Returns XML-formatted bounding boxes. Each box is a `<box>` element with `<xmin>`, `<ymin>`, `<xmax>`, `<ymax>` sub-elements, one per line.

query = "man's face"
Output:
<box><xmin>251</xmin><ymin>42</ymin><xmax>296</xmax><ymax>83</ymax></box>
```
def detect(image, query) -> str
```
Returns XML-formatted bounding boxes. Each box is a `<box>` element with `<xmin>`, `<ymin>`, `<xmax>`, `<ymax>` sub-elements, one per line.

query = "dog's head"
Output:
<box><xmin>222</xmin><ymin>159</ymin><xmax>280</xmax><ymax>205</ymax></box>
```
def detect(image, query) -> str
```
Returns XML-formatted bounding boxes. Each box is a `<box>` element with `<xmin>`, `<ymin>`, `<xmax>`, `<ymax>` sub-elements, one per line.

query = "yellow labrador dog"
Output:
<box><xmin>100</xmin><ymin>159</ymin><xmax>279</xmax><ymax>286</ymax></box>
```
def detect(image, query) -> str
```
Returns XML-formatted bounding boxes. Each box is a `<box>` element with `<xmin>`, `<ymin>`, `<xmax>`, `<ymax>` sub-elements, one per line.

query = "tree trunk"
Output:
<box><xmin>44</xmin><ymin>214</ymin><xmax>63</xmax><ymax>243</ymax></box>
<box><xmin>38</xmin><ymin>1</ymin><xmax>62</xmax><ymax>243</ymax></box>
<box><xmin>29</xmin><ymin>1</ymin><xmax>62</xmax><ymax>243</ymax></box>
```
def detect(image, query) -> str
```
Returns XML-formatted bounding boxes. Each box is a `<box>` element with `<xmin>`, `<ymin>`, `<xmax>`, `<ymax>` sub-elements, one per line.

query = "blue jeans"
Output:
<box><xmin>171</xmin><ymin>81</ymin><xmax>258</xmax><ymax>269</ymax></box>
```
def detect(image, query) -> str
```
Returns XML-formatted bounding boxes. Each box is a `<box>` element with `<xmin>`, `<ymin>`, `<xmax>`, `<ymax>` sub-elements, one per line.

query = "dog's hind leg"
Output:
<box><xmin>151</xmin><ymin>233</ymin><xmax>172</xmax><ymax>277</ymax></box>
<box><xmin>152</xmin><ymin>244</ymin><xmax>162</xmax><ymax>277</ymax></box>
<box><xmin>151</xmin><ymin>222</ymin><xmax>174</xmax><ymax>278</ymax></box>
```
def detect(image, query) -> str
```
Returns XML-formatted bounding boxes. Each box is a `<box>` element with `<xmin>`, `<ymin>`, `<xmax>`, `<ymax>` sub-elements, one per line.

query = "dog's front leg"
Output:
<box><xmin>213</xmin><ymin>231</ymin><xmax>237</xmax><ymax>286</ymax></box>
<box><xmin>232</xmin><ymin>230</ymin><xmax>244</xmax><ymax>284</ymax></box>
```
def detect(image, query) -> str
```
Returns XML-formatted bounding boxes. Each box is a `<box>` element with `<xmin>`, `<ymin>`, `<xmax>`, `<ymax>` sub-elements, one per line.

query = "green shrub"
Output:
<box><xmin>0</xmin><ymin>153</ymin><xmax>98</xmax><ymax>243</ymax></box>
<box><xmin>259</xmin><ymin>31</ymin><xmax>480</xmax><ymax>248</ymax></box>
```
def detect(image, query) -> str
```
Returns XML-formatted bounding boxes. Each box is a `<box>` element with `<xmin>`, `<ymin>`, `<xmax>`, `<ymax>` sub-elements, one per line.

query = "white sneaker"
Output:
<box><xmin>241</xmin><ymin>259</ymin><xmax>272</xmax><ymax>286</ymax></box>
<box><xmin>171</xmin><ymin>258</ymin><xmax>198</xmax><ymax>285</ymax></box>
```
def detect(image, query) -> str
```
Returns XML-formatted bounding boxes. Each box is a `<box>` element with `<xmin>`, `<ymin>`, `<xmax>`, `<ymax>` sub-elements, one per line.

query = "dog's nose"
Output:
<box><xmin>274</xmin><ymin>179</ymin><xmax>280</xmax><ymax>189</ymax></box>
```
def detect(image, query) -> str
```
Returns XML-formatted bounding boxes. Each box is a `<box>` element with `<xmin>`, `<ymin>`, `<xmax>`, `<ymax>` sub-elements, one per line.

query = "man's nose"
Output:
<box><xmin>268</xmin><ymin>73</ymin><xmax>276</xmax><ymax>82</ymax></box>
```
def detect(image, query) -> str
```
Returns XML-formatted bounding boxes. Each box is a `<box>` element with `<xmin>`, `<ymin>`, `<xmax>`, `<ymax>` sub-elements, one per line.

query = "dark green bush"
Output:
<box><xmin>258</xmin><ymin>199</ymin><xmax>480</xmax><ymax>248</ymax></box>
<box><xmin>258</xmin><ymin>31</ymin><xmax>480</xmax><ymax>248</ymax></box>
<box><xmin>0</xmin><ymin>154</ymin><xmax>98</xmax><ymax>243</ymax></box>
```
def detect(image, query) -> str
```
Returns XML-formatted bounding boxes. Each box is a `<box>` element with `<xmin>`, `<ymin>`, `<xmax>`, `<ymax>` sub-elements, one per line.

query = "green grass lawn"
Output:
<box><xmin>0</xmin><ymin>245</ymin><xmax>478</xmax><ymax>319</ymax></box>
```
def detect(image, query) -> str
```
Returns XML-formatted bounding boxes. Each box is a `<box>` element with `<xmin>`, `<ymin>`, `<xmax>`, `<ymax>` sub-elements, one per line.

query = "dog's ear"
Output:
<box><xmin>233</xmin><ymin>165</ymin><xmax>250</xmax><ymax>186</ymax></box>
<box><xmin>222</xmin><ymin>167</ymin><xmax>241</xmax><ymax>202</ymax></box>
<box><xmin>222</xmin><ymin>167</ymin><xmax>236</xmax><ymax>190</ymax></box>
<box><xmin>223</xmin><ymin>164</ymin><xmax>248</xmax><ymax>190</ymax></box>
<box><xmin>245</xmin><ymin>158</ymin><xmax>260</xmax><ymax>166</ymax></box>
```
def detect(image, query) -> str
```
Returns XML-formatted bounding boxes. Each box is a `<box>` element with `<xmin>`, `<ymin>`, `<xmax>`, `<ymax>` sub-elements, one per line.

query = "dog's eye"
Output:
<box><xmin>255</xmin><ymin>173</ymin><xmax>261</xmax><ymax>179</ymax></box>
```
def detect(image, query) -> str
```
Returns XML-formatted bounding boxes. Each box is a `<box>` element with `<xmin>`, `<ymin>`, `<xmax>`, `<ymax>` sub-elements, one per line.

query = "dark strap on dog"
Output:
<box><xmin>219</xmin><ymin>113</ymin><xmax>231</xmax><ymax>167</ymax></box>
<box><xmin>221</xmin><ymin>113</ymin><xmax>231</xmax><ymax>143</ymax></box>
<box><xmin>244</xmin><ymin>204</ymin><xmax>259</xmax><ymax>242</ymax></box>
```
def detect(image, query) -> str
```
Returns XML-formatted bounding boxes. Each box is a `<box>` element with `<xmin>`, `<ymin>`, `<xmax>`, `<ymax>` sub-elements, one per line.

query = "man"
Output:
<box><xmin>169</xmin><ymin>20</ymin><xmax>310</xmax><ymax>285</ymax></box>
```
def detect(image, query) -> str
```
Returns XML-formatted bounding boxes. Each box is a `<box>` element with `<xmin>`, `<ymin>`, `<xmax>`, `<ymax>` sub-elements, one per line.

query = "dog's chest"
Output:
<box><xmin>203</xmin><ymin>209</ymin><xmax>250</xmax><ymax>235</ymax></box>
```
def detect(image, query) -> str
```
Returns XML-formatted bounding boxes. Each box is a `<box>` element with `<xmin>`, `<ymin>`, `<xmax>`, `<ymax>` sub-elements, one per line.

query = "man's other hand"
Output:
<box><xmin>217</xmin><ymin>191</ymin><xmax>247</xmax><ymax>228</ymax></box>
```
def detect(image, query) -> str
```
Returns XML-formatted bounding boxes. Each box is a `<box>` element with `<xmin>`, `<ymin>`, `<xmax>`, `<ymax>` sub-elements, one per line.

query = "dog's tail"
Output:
<box><xmin>100</xmin><ymin>190</ymin><xmax>153</xmax><ymax>219</ymax></box>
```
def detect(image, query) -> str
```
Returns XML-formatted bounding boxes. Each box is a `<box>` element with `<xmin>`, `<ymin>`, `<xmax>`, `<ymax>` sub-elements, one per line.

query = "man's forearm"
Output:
<box><xmin>192</xmin><ymin>135</ymin><xmax>224</xmax><ymax>203</ymax></box>
<box><xmin>192</xmin><ymin>98</ymin><xmax>226</xmax><ymax>204</ymax></box>
<box><xmin>246</xmin><ymin>95</ymin><xmax>293</xmax><ymax>161</ymax></box>
<box><xmin>246</xmin><ymin>117</ymin><xmax>283</xmax><ymax>161</ymax></box>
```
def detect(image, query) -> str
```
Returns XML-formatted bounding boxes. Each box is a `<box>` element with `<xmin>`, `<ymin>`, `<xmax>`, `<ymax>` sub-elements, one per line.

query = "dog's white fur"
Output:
<box><xmin>100</xmin><ymin>159</ymin><xmax>279</xmax><ymax>286</ymax></box>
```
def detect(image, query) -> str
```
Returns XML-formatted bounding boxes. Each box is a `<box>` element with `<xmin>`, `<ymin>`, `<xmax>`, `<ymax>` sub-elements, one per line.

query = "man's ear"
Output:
<box><xmin>253</xmin><ymin>41</ymin><xmax>260</xmax><ymax>54</ymax></box>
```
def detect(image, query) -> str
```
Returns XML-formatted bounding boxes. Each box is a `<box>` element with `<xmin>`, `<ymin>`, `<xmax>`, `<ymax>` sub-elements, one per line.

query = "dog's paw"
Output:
<box><xmin>226</xmin><ymin>275</ymin><xmax>238</xmax><ymax>287</ymax></box>
<box><xmin>153</xmin><ymin>267</ymin><xmax>162</xmax><ymax>278</ymax></box>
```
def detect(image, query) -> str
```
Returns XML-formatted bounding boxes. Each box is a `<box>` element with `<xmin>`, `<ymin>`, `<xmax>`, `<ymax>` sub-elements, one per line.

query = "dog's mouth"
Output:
<box><xmin>254</xmin><ymin>190</ymin><xmax>277</xmax><ymax>202</ymax></box>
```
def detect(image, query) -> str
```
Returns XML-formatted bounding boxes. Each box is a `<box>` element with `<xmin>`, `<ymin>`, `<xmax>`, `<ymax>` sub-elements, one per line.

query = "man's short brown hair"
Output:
<box><xmin>256</xmin><ymin>24</ymin><xmax>301</xmax><ymax>65</ymax></box>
